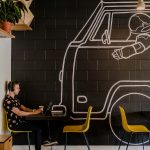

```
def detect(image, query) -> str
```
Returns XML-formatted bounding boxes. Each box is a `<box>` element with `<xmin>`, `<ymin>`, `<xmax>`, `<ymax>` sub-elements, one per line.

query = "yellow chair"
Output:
<box><xmin>63</xmin><ymin>106</ymin><xmax>93</xmax><ymax>150</ymax></box>
<box><xmin>119</xmin><ymin>106</ymin><xmax>150</xmax><ymax>150</ymax></box>
<box><xmin>5</xmin><ymin>112</ymin><xmax>32</xmax><ymax>150</ymax></box>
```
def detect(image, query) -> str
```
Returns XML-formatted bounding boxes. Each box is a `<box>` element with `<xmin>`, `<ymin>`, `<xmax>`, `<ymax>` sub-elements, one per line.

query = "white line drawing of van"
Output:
<box><xmin>52</xmin><ymin>0</ymin><xmax>150</xmax><ymax>145</ymax></box>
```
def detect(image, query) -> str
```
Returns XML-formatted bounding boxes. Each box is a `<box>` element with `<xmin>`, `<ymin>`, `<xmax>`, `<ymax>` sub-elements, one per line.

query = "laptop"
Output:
<box><xmin>43</xmin><ymin>101</ymin><xmax>64</xmax><ymax>116</ymax></box>
<box><xmin>44</xmin><ymin>101</ymin><xmax>53</xmax><ymax>116</ymax></box>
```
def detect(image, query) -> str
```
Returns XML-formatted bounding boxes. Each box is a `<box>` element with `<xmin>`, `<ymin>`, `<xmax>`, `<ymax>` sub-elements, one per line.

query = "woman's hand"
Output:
<box><xmin>33</xmin><ymin>109</ymin><xmax>43</xmax><ymax>114</ymax></box>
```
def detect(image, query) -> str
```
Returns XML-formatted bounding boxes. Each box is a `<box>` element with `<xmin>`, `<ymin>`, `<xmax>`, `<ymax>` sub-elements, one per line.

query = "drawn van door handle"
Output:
<box><xmin>59</xmin><ymin>70</ymin><xmax>62</xmax><ymax>82</ymax></box>
<box><xmin>77</xmin><ymin>95</ymin><xmax>88</xmax><ymax>104</ymax></box>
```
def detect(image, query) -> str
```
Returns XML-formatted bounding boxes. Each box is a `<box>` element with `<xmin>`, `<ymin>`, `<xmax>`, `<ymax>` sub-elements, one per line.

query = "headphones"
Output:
<box><xmin>8</xmin><ymin>81</ymin><xmax>20</xmax><ymax>92</ymax></box>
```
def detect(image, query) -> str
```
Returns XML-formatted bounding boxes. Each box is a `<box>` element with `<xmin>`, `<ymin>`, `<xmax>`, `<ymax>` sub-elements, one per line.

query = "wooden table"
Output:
<box><xmin>0</xmin><ymin>135</ymin><xmax>12</xmax><ymax>150</ymax></box>
<box><xmin>25</xmin><ymin>114</ymin><xmax>68</xmax><ymax>141</ymax></box>
<box><xmin>25</xmin><ymin>114</ymin><xmax>67</xmax><ymax>121</ymax></box>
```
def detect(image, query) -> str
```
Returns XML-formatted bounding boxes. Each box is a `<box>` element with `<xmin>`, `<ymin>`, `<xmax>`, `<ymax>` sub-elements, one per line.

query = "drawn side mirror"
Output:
<box><xmin>102</xmin><ymin>29</ymin><xmax>110</xmax><ymax>45</ymax></box>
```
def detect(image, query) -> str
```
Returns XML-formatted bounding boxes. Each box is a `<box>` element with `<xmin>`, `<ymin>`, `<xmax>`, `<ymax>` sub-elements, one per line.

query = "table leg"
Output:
<box><xmin>47</xmin><ymin>120</ymin><xmax>51</xmax><ymax>141</ymax></box>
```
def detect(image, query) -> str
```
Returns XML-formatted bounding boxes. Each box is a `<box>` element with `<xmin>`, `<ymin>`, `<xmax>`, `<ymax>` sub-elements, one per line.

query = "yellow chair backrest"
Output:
<box><xmin>82</xmin><ymin>106</ymin><xmax>93</xmax><ymax>132</ymax></box>
<box><xmin>5</xmin><ymin>111</ymin><xmax>12</xmax><ymax>132</ymax></box>
<box><xmin>5</xmin><ymin>111</ymin><xmax>32</xmax><ymax>133</ymax></box>
<box><xmin>119</xmin><ymin>106</ymin><xmax>131</xmax><ymax>132</ymax></box>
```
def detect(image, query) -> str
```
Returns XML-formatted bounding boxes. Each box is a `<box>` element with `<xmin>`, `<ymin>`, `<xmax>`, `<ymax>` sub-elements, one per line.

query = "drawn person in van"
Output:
<box><xmin>112</xmin><ymin>13</ymin><xmax>150</xmax><ymax>60</ymax></box>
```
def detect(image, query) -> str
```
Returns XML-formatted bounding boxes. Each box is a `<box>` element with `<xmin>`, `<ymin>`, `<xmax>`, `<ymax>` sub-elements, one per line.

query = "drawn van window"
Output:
<box><xmin>91</xmin><ymin>13</ymin><xmax>110</xmax><ymax>44</ymax></box>
<box><xmin>110</xmin><ymin>13</ymin><xmax>131</xmax><ymax>41</ymax></box>
<box><xmin>91</xmin><ymin>12</ymin><xmax>138</xmax><ymax>44</ymax></box>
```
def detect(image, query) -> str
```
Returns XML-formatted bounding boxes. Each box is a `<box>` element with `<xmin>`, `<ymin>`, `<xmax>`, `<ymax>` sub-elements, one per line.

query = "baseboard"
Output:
<box><xmin>12</xmin><ymin>145</ymin><xmax>150</xmax><ymax>150</ymax></box>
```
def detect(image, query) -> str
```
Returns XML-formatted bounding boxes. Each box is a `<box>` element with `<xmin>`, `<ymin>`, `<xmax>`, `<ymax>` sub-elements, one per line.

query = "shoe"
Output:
<box><xmin>35</xmin><ymin>147</ymin><xmax>41</xmax><ymax>150</ymax></box>
<box><xmin>43</xmin><ymin>140</ymin><xmax>58</xmax><ymax>146</ymax></box>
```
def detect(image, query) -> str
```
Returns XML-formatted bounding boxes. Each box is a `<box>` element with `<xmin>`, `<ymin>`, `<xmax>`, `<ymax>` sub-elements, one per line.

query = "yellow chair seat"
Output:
<box><xmin>119</xmin><ymin>106</ymin><xmax>150</xmax><ymax>133</ymax></box>
<box><xmin>63</xmin><ymin>125</ymin><xmax>86</xmax><ymax>133</ymax></box>
<box><xmin>128</xmin><ymin>125</ymin><xmax>150</xmax><ymax>133</ymax></box>
<box><xmin>10</xmin><ymin>130</ymin><xmax>32</xmax><ymax>133</ymax></box>
<box><xmin>4</xmin><ymin>111</ymin><xmax>32</xmax><ymax>150</ymax></box>
<box><xmin>63</xmin><ymin>106</ymin><xmax>93</xmax><ymax>150</ymax></box>
<box><xmin>118</xmin><ymin>106</ymin><xmax>150</xmax><ymax>150</ymax></box>
<box><xmin>63</xmin><ymin>106</ymin><xmax>93</xmax><ymax>134</ymax></box>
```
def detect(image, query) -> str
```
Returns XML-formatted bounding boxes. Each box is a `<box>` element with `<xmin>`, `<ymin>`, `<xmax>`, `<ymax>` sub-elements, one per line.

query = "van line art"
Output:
<box><xmin>51</xmin><ymin>0</ymin><xmax>150</xmax><ymax>145</ymax></box>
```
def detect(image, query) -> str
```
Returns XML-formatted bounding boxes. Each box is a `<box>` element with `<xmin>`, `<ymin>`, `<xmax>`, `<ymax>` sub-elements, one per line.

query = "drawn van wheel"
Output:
<box><xmin>109</xmin><ymin>92</ymin><xmax>150</xmax><ymax>145</ymax></box>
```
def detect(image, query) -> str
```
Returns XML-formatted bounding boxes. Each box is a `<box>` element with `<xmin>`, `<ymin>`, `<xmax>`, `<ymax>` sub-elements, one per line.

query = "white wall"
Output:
<box><xmin>0</xmin><ymin>38</ymin><xmax>11</xmax><ymax>134</ymax></box>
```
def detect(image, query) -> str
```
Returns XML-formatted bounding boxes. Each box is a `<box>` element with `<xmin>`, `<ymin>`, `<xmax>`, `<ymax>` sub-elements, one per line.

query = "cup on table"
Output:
<box><xmin>39</xmin><ymin>106</ymin><xmax>44</xmax><ymax>112</ymax></box>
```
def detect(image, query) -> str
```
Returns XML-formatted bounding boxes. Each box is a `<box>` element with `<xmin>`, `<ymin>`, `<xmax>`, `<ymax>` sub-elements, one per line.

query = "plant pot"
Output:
<box><xmin>2</xmin><ymin>21</ymin><xmax>12</xmax><ymax>33</ymax></box>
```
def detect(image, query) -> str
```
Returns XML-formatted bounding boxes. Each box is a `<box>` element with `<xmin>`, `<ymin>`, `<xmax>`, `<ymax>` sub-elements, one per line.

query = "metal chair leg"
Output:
<box><xmin>64</xmin><ymin>133</ymin><xmax>67</xmax><ymax>150</ymax></box>
<box><xmin>83</xmin><ymin>133</ymin><xmax>90</xmax><ymax>150</ymax></box>
<box><xmin>118</xmin><ymin>131</ymin><xmax>125</xmax><ymax>150</ymax></box>
<box><xmin>27</xmin><ymin>132</ymin><xmax>31</xmax><ymax>150</ymax></box>
<box><xmin>149</xmin><ymin>132</ymin><xmax>150</xmax><ymax>145</ymax></box>
<box><xmin>136</xmin><ymin>133</ymin><xmax>139</xmax><ymax>143</ymax></box>
<box><xmin>142</xmin><ymin>133</ymin><xmax>144</xmax><ymax>150</ymax></box>
<box><xmin>126</xmin><ymin>132</ymin><xmax>133</xmax><ymax>150</ymax></box>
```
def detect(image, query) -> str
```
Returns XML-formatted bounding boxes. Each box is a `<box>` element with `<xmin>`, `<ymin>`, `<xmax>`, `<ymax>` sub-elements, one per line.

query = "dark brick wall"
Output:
<box><xmin>12</xmin><ymin>0</ymin><xmax>109</xmax><ymax>145</ymax></box>
<box><xmin>12</xmin><ymin>0</ymin><xmax>99</xmax><ymax>107</ymax></box>
<box><xmin>12</xmin><ymin>0</ymin><xmax>150</xmax><ymax>145</ymax></box>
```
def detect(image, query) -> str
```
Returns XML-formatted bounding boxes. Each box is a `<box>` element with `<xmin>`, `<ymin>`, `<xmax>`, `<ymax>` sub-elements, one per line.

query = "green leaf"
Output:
<box><xmin>0</xmin><ymin>0</ymin><xmax>27</xmax><ymax>24</ymax></box>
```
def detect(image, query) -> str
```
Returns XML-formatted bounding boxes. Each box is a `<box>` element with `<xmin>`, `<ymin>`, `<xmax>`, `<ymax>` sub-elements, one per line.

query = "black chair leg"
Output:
<box><xmin>142</xmin><ymin>133</ymin><xmax>144</xmax><ymax>150</ymax></box>
<box><xmin>83</xmin><ymin>133</ymin><xmax>90</xmax><ymax>150</ymax></box>
<box><xmin>118</xmin><ymin>131</ymin><xmax>125</xmax><ymax>150</ymax></box>
<box><xmin>136</xmin><ymin>133</ymin><xmax>139</xmax><ymax>143</ymax></box>
<box><xmin>149</xmin><ymin>132</ymin><xmax>150</xmax><ymax>145</ymax></box>
<box><xmin>64</xmin><ymin>133</ymin><xmax>67</xmax><ymax>150</ymax></box>
<box><xmin>27</xmin><ymin>132</ymin><xmax>31</xmax><ymax>150</ymax></box>
<box><xmin>126</xmin><ymin>132</ymin><xmax>133</xmax><ymax>150</ymax></box>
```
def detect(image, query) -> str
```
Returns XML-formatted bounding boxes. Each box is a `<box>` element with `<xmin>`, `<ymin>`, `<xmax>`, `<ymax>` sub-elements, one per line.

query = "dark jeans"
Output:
<box><xmin>12</xmin><ymin>121</ymin><xmax>47</xmax><ymax>150</ymax></box>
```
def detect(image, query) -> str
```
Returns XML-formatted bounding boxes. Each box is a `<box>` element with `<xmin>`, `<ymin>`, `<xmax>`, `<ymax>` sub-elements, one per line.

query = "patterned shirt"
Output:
<box><xmin>3</xmin><ymin>95</ymin><xmax>24</xmax><ymax>129</ymax></box>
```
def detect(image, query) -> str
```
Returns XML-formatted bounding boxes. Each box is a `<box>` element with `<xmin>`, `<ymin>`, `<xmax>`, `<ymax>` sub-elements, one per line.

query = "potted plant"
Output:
<box><xmin>0</xmin><ymin>0</ymin><xmax>27</xmax><ymax>33</ymax></box>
